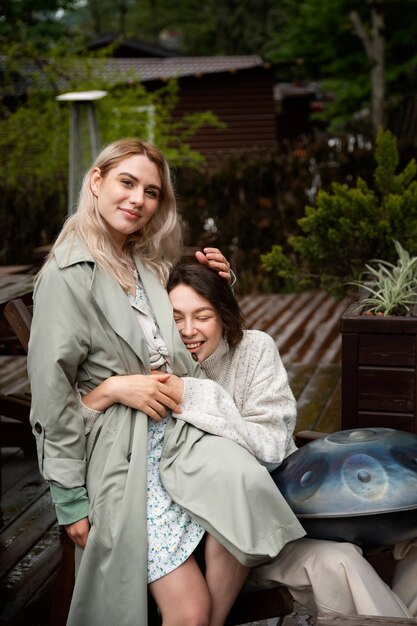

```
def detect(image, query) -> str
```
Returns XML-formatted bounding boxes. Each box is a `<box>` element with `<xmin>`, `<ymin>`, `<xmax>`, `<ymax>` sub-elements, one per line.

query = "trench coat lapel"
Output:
<box><xmin>92</xmin><ymin>266</ymin><xmax>150</xmax><ymax>369</ymax></box>
<box><xmin>54</xmin><ymin>233</ymin><xmax>150</xmax><ymax>368</ymax></box>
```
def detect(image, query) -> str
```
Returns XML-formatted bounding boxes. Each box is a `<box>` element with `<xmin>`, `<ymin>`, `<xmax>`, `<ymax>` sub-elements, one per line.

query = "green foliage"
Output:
<box><xmin>265</xmin><ymin>0</ymin><xmax>417</xmax><ymax>132</ymax></box>
<box><xmin>177</xmin><ymin>135</ymin><xmax>375</xmax><ymax>294</ymax></box>
<box><xmin>0</xmin><ymin>94</ymin><xmax>69</xmax><ymax>264</ymax></box>
<box><xmin>0</xmin><ymin>37</ymin><xmax>222</xmax><ymax>264</ymax></box>
<box><xmin>5</xmin><ymin>0</ymin><xmax>417</xmax><ymax>135</ymax></box>
<box><xmin>260</xmin><ymin>245</ymin><xmax>313</xmax><ymax>292</ymax></box>
<box><xmin>261</xmin><ymin>129</ymin><xmax>417</xmax><ymax>297</ymax></box>
<box><xmin>0</xmin><ymin>0</ymin><xmax>78</xmax><ymax>47</ymax></box>
<box><xmin>58</xmin><ymin>0</ymin><xmax>298</xmax><ymax>58</ymax></box>
<box><xmin>351</xmin><ymin>241</ymin><xmax>417</xmax><ymax>316</ymax></box>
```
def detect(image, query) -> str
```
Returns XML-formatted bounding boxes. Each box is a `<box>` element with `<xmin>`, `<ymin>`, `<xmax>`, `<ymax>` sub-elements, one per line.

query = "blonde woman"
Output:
<box><xmin>28</xmin><ymin>139</ymin><xmax>304</xmax><ymax>626</ymax></box>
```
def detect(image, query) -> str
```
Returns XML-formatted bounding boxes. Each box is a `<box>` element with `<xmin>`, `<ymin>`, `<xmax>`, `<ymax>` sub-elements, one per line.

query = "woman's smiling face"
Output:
<box><xmin>169</xmin><ymin>284</ymin><xmax>223</xmax><ymax>362</ymax></box>
<box><xmin>90</xmin><ymin>154</ymin><xmax>161</xmax><ymax>248</ymax></box>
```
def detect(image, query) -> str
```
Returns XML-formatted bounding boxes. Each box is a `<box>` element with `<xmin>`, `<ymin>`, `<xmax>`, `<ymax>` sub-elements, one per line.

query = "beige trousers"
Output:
<box><xmin>251</xmin><ymin>537</ymin><xmax>417</xmax><ymax>618</ymax></box>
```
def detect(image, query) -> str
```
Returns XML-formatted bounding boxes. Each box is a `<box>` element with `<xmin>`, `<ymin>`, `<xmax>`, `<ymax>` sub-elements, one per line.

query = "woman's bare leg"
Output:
<box><xmin>149</xmin><ymin>555</ymin><xmax>211</xmax><ymax>626</ymax></box>
<box><xmin>204</xmin><ymin>535</ymin><xmax>250</xmax><ymax>626</ymax></box>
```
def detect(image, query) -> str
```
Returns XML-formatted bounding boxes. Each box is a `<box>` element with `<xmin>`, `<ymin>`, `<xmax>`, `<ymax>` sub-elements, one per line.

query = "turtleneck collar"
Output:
<box><xmin>201</xmin><ymin>336</ymin><xmax>231</xmax><ymax>383</ymax></box>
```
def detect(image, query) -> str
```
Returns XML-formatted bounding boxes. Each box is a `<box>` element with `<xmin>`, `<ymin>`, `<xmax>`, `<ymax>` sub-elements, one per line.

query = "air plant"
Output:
<box><xmin>351</xmin><ymin>241</ymin><xmax>417</xmax><ymax>316</ymax></box>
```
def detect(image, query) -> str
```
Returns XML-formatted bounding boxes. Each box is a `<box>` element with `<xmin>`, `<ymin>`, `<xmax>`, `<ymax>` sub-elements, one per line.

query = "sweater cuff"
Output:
<box><xmin>49</xmin><ymin>483</ymin><xmax>90</xmax><ymax>526</ymax></box>
<box><xmin>78</xmin><ymin>389</ymin><xmax>102</xmax><ymax>434</ymax></box>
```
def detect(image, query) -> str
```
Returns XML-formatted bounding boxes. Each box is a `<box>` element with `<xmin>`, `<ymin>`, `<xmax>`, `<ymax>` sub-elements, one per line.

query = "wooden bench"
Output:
<box><xmin>0</xmin><ymin>298</ymin><xmax>34</xmax><ymax>460</ymax></box>
<box><xmin>316</xmin><ymin>615</ymin><xmax>417</xmax><ymax>625</ymax></box>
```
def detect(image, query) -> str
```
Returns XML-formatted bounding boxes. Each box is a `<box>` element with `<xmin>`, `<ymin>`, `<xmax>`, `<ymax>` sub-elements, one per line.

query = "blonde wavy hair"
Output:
<box><xmin>40</xmin><ymin>138</ymin><xmax>182</xmax><ymax>291</ymax></box>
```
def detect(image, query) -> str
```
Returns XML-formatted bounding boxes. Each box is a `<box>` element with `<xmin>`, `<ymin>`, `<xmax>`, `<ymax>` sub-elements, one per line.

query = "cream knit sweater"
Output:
<box><xmin>178</xmin><ymin>330</ymin><xmax>297</xmax><ymax>471</ymax></box>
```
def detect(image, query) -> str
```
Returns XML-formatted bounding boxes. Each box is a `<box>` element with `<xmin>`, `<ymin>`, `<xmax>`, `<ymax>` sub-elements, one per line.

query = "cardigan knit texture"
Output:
<box><xmin>180</xmin><ymin>330</ymin><xmax>297</xmax><ymax>470</ymax></box>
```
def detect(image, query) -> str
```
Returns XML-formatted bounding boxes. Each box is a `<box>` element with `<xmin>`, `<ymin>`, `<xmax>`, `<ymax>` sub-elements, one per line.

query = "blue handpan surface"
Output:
<box><xmin>272</xmin><ymin>428</ymin><xmax>417</xmax><ymax>546</ymax></box>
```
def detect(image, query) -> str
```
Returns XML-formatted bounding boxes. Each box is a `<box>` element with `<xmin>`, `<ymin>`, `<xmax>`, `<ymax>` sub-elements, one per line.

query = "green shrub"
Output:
<box><xmin>177</xmin><ymin>136</ymin><xmax>375</xmax><ymax>294</ymax></box>
<box><xmin>261</xmin><ymin>129</ymin><xmax>417</xmax><ymax>297</ymax></box>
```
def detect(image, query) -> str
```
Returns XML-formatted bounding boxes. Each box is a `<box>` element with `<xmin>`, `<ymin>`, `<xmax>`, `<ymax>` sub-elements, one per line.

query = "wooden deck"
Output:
<box><xmin>239</xmin><ymin>291</ymin><xmax>352</xmax><ymax>433</ymax></box>
<box><xmin>0</xmin><ymin>290</ymin><xmax>352</xmax><ymax>626</ymax></box>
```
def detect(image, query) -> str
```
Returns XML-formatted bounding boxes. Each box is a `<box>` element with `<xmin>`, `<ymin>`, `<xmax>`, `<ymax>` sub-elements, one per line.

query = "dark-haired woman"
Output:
<box><xmin>165</xmin><ymin>263</ymin><xmax>297</xmax><ymax>465</ymax></box>
<box><xmin>166</xmin><ymin>263</ymin><xmax>417</xmax><ymax>621</ymax></box>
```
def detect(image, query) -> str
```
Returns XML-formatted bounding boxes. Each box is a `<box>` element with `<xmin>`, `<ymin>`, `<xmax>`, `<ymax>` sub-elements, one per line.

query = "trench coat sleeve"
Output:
<box><xmin>28</xmin><ymin>260</ymin><xmax>92</xmax><ymax>488</ymax></box>
<box><xmin>176</xmin><ymin>332</ymin><xmax>297</xmax><ymax>465</ymax></box>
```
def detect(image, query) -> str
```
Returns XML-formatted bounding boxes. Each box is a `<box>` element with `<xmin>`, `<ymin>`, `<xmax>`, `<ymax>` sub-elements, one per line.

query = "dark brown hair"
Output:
<box><xmin>167</xmin><ymin>262</ymin><xmax>245</xmax><ymax>347</ymax></box>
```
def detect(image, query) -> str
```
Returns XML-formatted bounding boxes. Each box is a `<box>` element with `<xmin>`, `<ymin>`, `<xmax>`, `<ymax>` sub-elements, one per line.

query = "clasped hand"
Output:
<box><xmin>83</xmin><ymin>370</ymin><xmax>184</xmax><ymax>422</ymax></box>
<box><xmin>118</xmin><ymin>371</ymin><xmax>184</xmax><ymax>421</ymax></box>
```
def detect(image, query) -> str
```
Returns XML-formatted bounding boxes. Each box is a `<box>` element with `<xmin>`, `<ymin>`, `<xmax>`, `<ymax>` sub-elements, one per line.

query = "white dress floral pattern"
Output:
<box><xmin>128</xmin><ymin>276</ymin><xmax>204</xmax><ymax>583</ymax></box>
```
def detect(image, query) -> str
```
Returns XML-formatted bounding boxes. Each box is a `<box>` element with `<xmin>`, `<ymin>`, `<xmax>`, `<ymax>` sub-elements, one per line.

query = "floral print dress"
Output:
<box><xmin>128</xmin><ymin>275</ymin><xmax>204</xmax><ymax>583</ymax></box>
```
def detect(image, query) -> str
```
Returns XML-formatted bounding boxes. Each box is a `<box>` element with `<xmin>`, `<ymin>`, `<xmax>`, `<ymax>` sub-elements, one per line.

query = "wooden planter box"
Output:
<box><xmin>341</xmin><ymin>303</ymin><xmax>417</xmax><ymax>434</ymax></box>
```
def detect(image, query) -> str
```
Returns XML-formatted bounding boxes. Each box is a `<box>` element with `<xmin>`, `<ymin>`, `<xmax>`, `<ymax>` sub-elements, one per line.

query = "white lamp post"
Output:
<box><xmin>56</xmin><ymin>90</ymin><xmax>107</xmax><ymax>215</ymax></box>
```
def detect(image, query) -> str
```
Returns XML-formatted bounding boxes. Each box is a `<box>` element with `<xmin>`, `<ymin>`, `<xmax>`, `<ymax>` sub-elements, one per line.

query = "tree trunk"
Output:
<box><xmin>370</xmin><ymin>2</ymin><xmax>385</xmax><ymax>134</ymax></box>
<box><xmin>88</xmin><ymin>0</ymin><xmax>102</xmax><ymax>36</ymax></box>
<box><xmin>350</xmin><ymin>1</ymin><xmax>385</xmax><ymax>136</ymax></box>
<box><xmin>118</xmin><ymin>0</ymin><xmax>128</xmax><ymax>37</ymax></box>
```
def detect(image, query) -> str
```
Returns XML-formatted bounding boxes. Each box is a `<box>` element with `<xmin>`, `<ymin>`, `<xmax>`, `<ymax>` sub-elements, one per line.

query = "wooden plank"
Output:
<box><xmin>287</xmin><ymin>363</ymin><xmax>317</xmax><ymax>401</ymax></box>
<box><xmin>0</xmin><ymin>416</ymin><xmax>34</xmax><ymax>455</ymax></box>
<box><xmin>341</xmin><ymin>308</ymin><xmax>417</xmax><ymax>334</ymax></box>
<box><xmin>296</xmin><ymin>365</ymin><xmax>341</xmax><ymax>432</ymax></box>
<box><xmin>240</xmin><ymin>293</ymin><xmax>302</xmax><ymax>335</ymax></box>
<box><xmin>0</xmin><ymin>275</ymin><xmax>33</xmax><ymax>310</ymax></box>
<box><xmin>1</xmin><ymin>467</ymin><xmax>48</xmax><ymax>532</ymax></box>
<box><xmin>314</xmin><ymin>377</ymin><xmax>342</xmax><ymax>434</ymax></box>
<box><xmin>316</xmin><ymin>616</ymin><xmax>417</xmax><ymax>625</ymax></box>
<box><xmin>282</xmin><ymin>291</ymin><xmax>337</xmax><ymax>362</ymax></box>
<box><xmin>291</xmin><ymin>296</ymin><xmax>352</xmax><ymax>364</ymax></box>
<box><xmin>0</xmin><ymin>357</ymin><xmax>29</xmax><ymax>395</ymax></box>
<box><xmin>0</xmin><ymin>266</ymin><xmax>33</xmax><ymax>277</ymax></box>
<box><xmin>240</xmin><ymin>295</ymin><xmax>280</xmax><ymax>328</ymax></box>
<box><xmin>0</xmin><ymin>524</ymin><xmax>61</xmax><ymax>624</ymax></box>
<box><xmin>358</xmin><ymin>367</ymin><xmax>415</xmax><ymax>412</ymax></box>
<box><xmin>356</xmin><ymin>410</ymin><xmax>415</xmax><ymax>433</ymax></box>
<box><xmin>0</xmin><ymin>396</ymin><xmax>31</xmax><ymax>423</ymax></box>
<box><xmin>0</xmin><ymin>492</ymin><xmax>56</xmax><ymax>578</ymax></box>
<box><xmin>224</xmin><ymin>585</ymin><xmax>293</xmax><ymax>625</ymax></box>
<box><xmin>3</xmin><ymin>300</ymin><xmax>33</xmax><ymax>355</ymax></box>
<box><xmin>5</xmin><ymin>570</ymin><xmax>57</xmax><ymax>626</ymax></box>
<box><xmin>240</xmin><ymin>294</ymin><xmax>296</xmax><ymax>331</ymax></box>
<box><xmin>358</xmin><ymin>333</ymin><xmax>415</xmax><ymax>366</ymax></box>
<box><xmin>264</xmin><ymin>292</ymin><xmax>318</xmax><ymax>352</ymax></box>
<box><xmin>241</xmin><ymin>291</ymin><xmax>352</xmax><ymax>365</ymax></box>
<box><xmin>0</xmin><ymin>450</ymin><xmax>37</xmax><ymax>494</ymax></box>
<box><xmin>341</xmin><ymin>331</ymin><xmax>359</xmax><ymax>431</ymax></box>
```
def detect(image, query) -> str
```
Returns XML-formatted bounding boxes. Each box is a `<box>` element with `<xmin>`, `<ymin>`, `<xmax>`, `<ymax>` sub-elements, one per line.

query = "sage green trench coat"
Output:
<box><xmin>27</xmin><ymin>235</ymin><xmax>304</xmax><ymax>626</ymax></box>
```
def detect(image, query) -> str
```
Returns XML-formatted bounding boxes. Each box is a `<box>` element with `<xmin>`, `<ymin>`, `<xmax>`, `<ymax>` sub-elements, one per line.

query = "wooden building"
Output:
<box><xmin>99</xmin><ymin>56</ymin><xmax>278</xmax><ymax>160</ymax></box>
